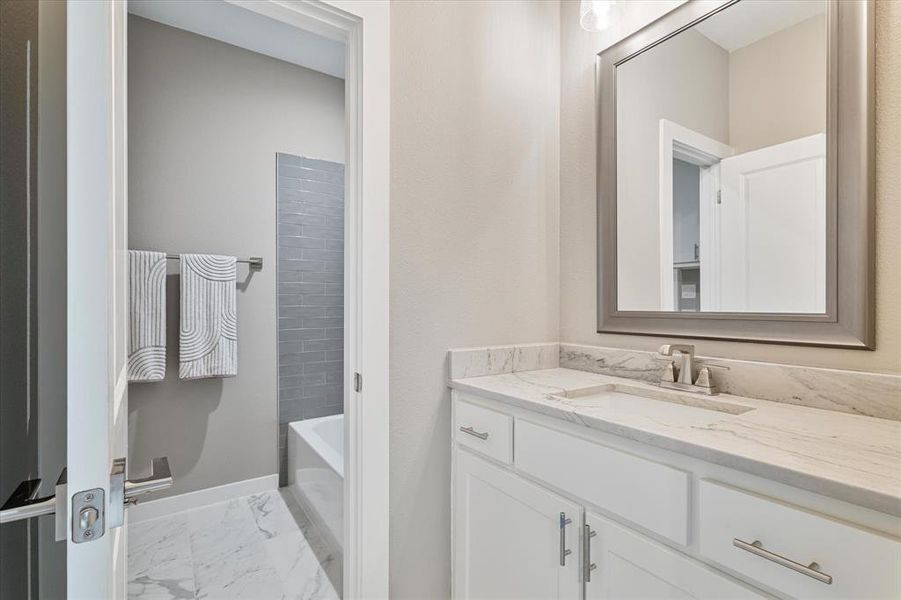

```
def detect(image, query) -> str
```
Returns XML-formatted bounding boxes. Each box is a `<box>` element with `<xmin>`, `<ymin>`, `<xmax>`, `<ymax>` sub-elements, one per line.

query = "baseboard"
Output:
<box><xmin>128</xmin><ymin>474</ymin><xmax>279</xmax><ymax>523</ymax></box>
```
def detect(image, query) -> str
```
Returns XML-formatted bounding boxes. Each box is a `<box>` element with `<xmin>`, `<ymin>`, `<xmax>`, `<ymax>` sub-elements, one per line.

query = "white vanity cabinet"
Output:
<box><xmin>451</xmin><ymin>393</ymin><xmax>901</xmax><ymax>600</ymax></box>
<box><xmin>515</xmin><ymin>418</ymin><xmax>690</xmax><ymax>546</ymax></box>
<box><xmin>698</xmin><ymin>480</ymin><xmax>901</xmax><ymax>599</ymax></box>
<box><xmin>454</xmin><ymin>450</ymin><xmax>582</xmax><ymax>600</ymax></box>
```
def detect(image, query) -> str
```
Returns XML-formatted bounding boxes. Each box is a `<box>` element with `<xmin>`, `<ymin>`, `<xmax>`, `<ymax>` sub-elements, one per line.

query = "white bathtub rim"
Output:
<box><xmin>289</xmin><ymin>414</ymin><xmax>344</xmax><ymax>479</ymax></box>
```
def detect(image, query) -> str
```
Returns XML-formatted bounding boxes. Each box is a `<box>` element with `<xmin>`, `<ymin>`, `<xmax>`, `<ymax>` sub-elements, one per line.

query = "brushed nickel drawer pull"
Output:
<box><xmin>733</xmin><ymin>538</ymin><xmax>833</xmax><ymax>585</ymax></box>
<box><xmin>459</xmin><ymin>426</ymin><xmax>489</xmax><ymax>440</ymax></box>
<box><xmin>559</xmin><ymin>512</ymin><xmax>573</xmax><ymax>566</ymax></box>
<box><xmin>583</xmin><ymin>523</ymin><xmax>597</xmax><ymax>582</ymax></box>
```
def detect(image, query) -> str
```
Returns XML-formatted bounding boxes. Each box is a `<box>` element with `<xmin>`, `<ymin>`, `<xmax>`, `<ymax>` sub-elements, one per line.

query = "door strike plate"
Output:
<box><xmin>71</xmin><ymin>488</ymin><xmax>105</xmax><ymax>543</ymax></box>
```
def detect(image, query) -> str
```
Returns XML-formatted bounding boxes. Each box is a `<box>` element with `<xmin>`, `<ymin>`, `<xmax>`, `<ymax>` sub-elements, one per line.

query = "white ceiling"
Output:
<box><xmin>128</xmin><ymin>0</ymin><xmax>346</xmax><ymax>79</ymax></box>
<box><xmin>694</xmin><ymin>0</ymin><xmax>826</xmax><ymax>53</ymax></box>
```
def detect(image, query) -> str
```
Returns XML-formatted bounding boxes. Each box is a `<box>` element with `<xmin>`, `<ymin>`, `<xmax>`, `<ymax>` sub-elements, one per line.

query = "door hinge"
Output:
<box><xmin>354</xmin><ymin>372</ymin><xmax>362</xmax><ymax>393</ymax></box>
<box><xmin>716</xmin><ymin>189</ymin><xmax>722</xmax><ymax>204</ymax></box>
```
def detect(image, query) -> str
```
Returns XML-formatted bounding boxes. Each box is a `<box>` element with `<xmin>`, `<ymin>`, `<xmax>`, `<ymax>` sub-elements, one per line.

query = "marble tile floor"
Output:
<box><xmin>128</xmin><ymin>488</ymin><xmax>341</xmax><ymax>600</ymax></box>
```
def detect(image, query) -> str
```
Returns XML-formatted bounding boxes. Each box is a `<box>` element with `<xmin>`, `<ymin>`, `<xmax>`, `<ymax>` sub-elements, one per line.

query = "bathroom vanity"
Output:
<box><xmin>448</xmin><ymin>354</ymin><xmax>901</xmax><ymax>600</ymax></box>
<box><xmin>447</xmin><ymin>0</ymin><xmax>893</xmax><ymax>597</ymax></box>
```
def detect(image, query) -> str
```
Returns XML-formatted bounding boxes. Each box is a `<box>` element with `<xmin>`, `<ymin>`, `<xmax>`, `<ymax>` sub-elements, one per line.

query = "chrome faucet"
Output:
<box><xmin>657</xmin><ymin>344</ymin><xmax>723</xmax><ymax>395</ymax></box>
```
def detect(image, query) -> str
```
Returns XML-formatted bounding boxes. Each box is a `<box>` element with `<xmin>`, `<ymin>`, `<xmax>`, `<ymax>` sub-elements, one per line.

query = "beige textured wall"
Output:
<box><xmin>128</xmin><ymin>16</ymin><xmax>345</xmax><ymax>498</ymax></box>
<box><xmin>729</xmin><ymin>15</ymin><xmax>827</xmax><ymax>154</ymax></box>
<box><xmin>389</xmin><ymin>1</ymin><xmax>560</xmax><ymax>596</ymax></box>
<box><xmin>616</xmin><ymin>29</ymin><xmax>729</xmax><ymax>309</ymax></box>
<box><xmin>559</xmin><ymin>0</ymin><xmax>901</xmax><ymax>374</ymax></box>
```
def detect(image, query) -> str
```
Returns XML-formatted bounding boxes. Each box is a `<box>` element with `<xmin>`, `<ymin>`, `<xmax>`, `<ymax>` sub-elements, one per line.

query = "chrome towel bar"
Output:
<box><xmin>165</xmin><ymin>254</ymin><xmax>263</xmax><ymax>270</ymax></box>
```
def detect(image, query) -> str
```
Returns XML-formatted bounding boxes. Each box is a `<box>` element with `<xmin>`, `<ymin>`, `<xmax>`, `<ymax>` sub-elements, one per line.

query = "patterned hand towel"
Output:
<box><xmin>179</xmin><ymin>254</ymin><xmax>237</xmax><ymax>379</ymax></box>
<box><xmin>127</xmin><ymin>250</ymin><xmax>167</xmax><ymax>382</ymax></box>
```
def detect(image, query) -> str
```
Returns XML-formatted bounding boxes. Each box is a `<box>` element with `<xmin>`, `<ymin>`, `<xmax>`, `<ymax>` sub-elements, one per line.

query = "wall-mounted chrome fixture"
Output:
<box><xmin>165</xmin><ymin>254</ymin><xmax>263</xmax><ymax>271</ymax></box>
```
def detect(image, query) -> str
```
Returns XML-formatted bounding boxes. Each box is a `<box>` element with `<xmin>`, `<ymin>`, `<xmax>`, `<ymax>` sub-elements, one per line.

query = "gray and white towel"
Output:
<box><xmin>179</xmin><ymin>254</ymin><xmax>237</xmax><ymax>379</ymax></box>
<box><xmin>128</xmin><ymin>250</ymin><xmax>167</xmax><ymax>382</ymax></box>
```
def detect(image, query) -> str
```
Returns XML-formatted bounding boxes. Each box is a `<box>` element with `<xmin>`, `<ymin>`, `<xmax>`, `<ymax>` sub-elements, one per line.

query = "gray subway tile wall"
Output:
<box><xmin>277</xmin><ymin>153</ymin><xmax>345</xmax><ymax>484</ymax></box>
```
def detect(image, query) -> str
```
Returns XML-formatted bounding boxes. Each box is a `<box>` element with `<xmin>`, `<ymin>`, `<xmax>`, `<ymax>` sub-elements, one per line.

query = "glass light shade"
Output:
<box><xmin>580</xmin><ymin>0</ymin><xmax>615</xmax><ymax>32</ymax></box>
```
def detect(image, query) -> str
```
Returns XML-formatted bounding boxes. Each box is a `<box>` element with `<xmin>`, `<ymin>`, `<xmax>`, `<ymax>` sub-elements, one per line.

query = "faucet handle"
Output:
<box><xmin>693</xmin><ymin>367</ymin><xmax>715</xmax><ymax>391</ymax></box>
<box><xmin>693</xmin><ymin>361</ymin><xmax>732</xmax><ymax>393</ymax></box>
<box><xmin>661</xmin><ymin>361</ymin><xmax>678</xmax><ymax>383</ymax></box>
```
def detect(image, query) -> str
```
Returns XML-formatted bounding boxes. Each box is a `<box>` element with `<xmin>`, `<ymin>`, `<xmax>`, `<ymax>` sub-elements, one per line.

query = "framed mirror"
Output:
<box><xmin>597</xmin><ymin>0</ymin><xmax>874</xmax><ymax>348</ymax></box>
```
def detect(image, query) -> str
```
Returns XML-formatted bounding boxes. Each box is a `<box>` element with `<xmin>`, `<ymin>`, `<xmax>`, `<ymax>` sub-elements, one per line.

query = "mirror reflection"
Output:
<box><xmin>615</xmin><ymin>0</ymin><xmax>827</xmax><ymax>313</ymax></box>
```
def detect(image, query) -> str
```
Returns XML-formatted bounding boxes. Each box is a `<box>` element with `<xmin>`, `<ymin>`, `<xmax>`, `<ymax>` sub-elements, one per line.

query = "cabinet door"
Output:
<box><xmin>454</xmin><ymin>451</ymin><xmax>581</xmax><ymax>600</ymax></box>
<box><xmin>584</xmin><ymin>512</ymin><xmax>764</xmax><ymax>600</ymax></box>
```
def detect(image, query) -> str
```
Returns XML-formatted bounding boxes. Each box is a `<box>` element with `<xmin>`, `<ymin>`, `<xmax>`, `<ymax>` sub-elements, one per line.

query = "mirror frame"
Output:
<box><xmin>597</xmin><ymin>0</ymin><xmax>874</xmax><ymax>349</ymax></box>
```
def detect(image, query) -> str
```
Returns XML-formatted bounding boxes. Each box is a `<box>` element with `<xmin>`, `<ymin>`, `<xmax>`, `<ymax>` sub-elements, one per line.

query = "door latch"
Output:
<box><xmin>71</xmin><ymin>488</ymin><xmax>104</xmax><ymax>543</ymax></box>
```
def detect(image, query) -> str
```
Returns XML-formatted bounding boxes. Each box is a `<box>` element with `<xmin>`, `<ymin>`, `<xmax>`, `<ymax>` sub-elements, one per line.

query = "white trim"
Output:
<box><xmin>127</xmin><ymin>475</ymin><xmax>279</xmax><ymax>523</ymax></box>
<box><xmin>698</xmin><ymin>163</ymin><xmax>721</xmax><ymax>311</ymax></box>
<box><xmin>222</xmin><ymin>2</ymin><xmax>390</xmax><ymax>598</ymax></box>
<box><xmin>657</xmin><ymin>119</ymin><xmax>733</xmax><ymax>311</ymax></box>
<box><xmin>113</xmin><ymin>364</ymin><xmax>127</xmax><ymax>425</ymax></box>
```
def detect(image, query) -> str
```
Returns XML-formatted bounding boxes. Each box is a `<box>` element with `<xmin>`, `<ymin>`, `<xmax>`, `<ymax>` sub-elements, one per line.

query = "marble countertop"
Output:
<box><xmin>449</xmin><ymin>368</ymin><xmax>901</xmax><ymax>518</ymax></box>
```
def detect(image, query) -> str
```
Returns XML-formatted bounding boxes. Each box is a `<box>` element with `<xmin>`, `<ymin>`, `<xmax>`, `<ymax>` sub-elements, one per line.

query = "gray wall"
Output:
<box><xmin>127</xmin><ymin>15</ymin><xmax>344</xmax><ymax>499</ymax></box>
<box><xmin>276</xmin><ymin>153</ymin><xmax>345</xmax><ymax>484</ymax></box>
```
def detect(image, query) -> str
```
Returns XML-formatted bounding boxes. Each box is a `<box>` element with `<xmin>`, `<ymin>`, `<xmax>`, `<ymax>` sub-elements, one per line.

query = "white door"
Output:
<box><xmin>454</xmin><ymin>451</ymin><xmax>581</xmax><ymax>600</ymax></box>
<box><xmin>584</xmin><ymin>512</ymin><xmax>764</xmax><ymax>600</ymax></box>
<box><xmin>67</xmin><ymin>0</ymin><xmax>129</xmax><ymax>597</ymax></box>
<box><xmin>713</xmin><ymin>133</ymin><xmax>826</xmax><ymax>313</ymax></box>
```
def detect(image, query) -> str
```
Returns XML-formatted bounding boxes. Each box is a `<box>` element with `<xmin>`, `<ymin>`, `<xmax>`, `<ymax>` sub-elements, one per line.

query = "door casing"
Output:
<box><xmin>64</xmin><ymin>0</ymin><xmax>390</xmax><ymax>597</ymax></box>
<box><xmin>226</xmin><ymin>2</ymin><xmax>391</xmax><ymax>596</ymax></box>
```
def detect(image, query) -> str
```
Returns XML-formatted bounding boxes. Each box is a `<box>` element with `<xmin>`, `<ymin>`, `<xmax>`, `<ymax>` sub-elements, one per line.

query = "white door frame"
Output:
<box><xmin>698</xmin><ymin>163</ymin><xmax>721</xmax><ymax>312</ymax></box>
<box><xmin>67</xmin><ymin>0</ymin><xmax>388</xmax><ymax>596</ymax></box>
<box><xmin>657</xmin><ymin>119</ymin><xmax>732</xmax><ymax>311</ymax></box>
<box><xmin>225</xmin><ymin>1</ymin><xmax>390</xmax><ymax>598</ymax></box>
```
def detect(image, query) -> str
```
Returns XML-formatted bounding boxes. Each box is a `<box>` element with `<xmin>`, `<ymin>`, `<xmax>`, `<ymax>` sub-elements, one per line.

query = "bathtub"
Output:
<box><xmin>287</xmin><ymin>414</ymin><xmax>343</xmax><ymax>555</ymax></box>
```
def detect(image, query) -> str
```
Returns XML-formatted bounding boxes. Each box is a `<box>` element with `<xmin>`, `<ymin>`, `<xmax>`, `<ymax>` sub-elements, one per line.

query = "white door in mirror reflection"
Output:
<box><xmin>707</xmin><ymin>133</ymin><xmax>826</xmax><ymax>313</ymax></box>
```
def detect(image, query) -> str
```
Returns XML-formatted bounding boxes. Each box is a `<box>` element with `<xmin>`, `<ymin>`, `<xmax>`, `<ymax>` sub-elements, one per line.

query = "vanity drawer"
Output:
<box><xmin>454</xmin><ymin>397</ymin><xmax>513</xmax><ymax>464</ymax></box>
<box><xmin>515</xmin><ymin>419</ymin><xmax>690</xmax><ymax>545</ymax></box>
<box><xmin>699</xmin><ymin>480</ymin><xmax>901</xmax><ymax>599</ymax></box>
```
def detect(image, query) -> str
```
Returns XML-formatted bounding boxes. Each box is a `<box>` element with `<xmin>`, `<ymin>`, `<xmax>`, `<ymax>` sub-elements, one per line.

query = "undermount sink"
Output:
<box><xmin>549</xmin><ymin>384</ymin><xmax>755</xmax><ymax>426</ymax></box>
